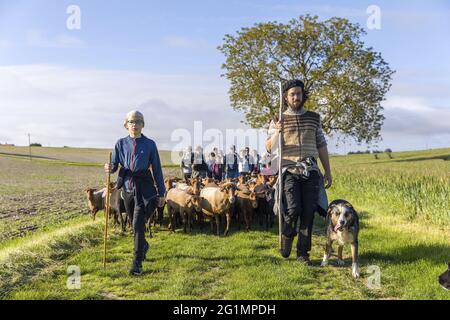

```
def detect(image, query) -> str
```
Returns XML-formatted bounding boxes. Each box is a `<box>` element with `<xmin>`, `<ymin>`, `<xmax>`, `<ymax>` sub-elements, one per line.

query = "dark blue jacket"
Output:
<box><xmin>111</xmin><ymin>135</ymin><xmax>165</xmax><ymax>197</ymax></box>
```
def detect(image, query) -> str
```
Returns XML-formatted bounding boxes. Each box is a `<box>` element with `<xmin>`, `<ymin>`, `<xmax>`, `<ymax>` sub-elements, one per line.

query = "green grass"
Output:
<box><xmin>2</xmin><ymin>212</ymin><xmax>449</xmax><ymax>300</ymax></box>
<box><xmin>0</xmin><ymin>147</ymin><xmax>449</xmax><ymax>300</ymax></box>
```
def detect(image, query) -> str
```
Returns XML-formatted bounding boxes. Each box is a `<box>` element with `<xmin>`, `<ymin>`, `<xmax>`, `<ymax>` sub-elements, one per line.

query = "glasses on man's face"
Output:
<box><xmin>127</xmin><ymin>120</ymin><xmax>143</xmax><ymax>125</ymax></box>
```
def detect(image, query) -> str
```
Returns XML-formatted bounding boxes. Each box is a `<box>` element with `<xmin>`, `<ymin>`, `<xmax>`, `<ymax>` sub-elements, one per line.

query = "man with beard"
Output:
<box><xmin>266</xmin><ymin>80</ymin><xmax>332</xmax><ymax>265</ymax></box>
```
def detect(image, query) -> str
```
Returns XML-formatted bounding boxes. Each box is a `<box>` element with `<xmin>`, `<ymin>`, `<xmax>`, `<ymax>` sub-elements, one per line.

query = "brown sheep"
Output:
<box><xmin>199</xmin><ymin>182</ymin><xmax>236</xmax><ymax>236</ymax></box>
<box><xmin>85</xmin><ymin>188</ymin><xmax>105</xmax><ymax>221</ymax></box>
<box><xmin>166</xmin><ymin>188</ymin><xmax>202</xmax><ymax>233</ymax></box>
<box><xmin>235</xmin><ymin>189</ymin><xmax>258</xmax><ymax>232</ymax></box>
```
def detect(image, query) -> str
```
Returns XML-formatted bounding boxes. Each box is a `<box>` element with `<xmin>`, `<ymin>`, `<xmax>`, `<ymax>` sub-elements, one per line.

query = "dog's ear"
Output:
<box><xmin>347</xmin><ymin>206</ymin><xmax>359</xmax><ymax>227</ymax></box>
<box><xmin>327</xmin><ymin>205</ymin><xmax>339</xmax><ymax>216</ymax></box>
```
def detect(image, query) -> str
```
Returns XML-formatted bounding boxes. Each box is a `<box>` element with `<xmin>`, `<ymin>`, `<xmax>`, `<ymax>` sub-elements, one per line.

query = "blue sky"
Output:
<box><xmin>0</xmin><ymin>0</ymin><xmax>449</xmax><ymax>154</ymax></box>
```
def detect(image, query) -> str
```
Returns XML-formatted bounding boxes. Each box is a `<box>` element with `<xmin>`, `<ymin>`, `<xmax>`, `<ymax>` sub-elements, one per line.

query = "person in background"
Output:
<box><xmin>181</xmin><ymin>146</ymin><xmax>194</xmax><ymax>182</ymax></box>
<box><xmin>207</xmin><ymin>152</ymin><xmax>215</xmax><ymax>178</ymax></box>
<box><xmin>250</xmin><ymin>149</ymin><xmax>261</xmax><ymax>175</ymax></box>
<box><xmin>224</xmin><ymin>145</ymin><xmax>240</xmax><ymax>179</ymax></box>
<box><xmin>210</xmin><ymin>151</ymin><xmax>224</xmax><ymax>181</ymax></box>
<box><xmin>238</xmin><ymin>147</ymin><xmax>253</xmax><ymax>179</ymax></box>
<box><xmin>192</xmin><ymin>146</ymin><xmax>208</xmax><ymax>179</ymax></box>
<box><xmin>217</xmin><ymin>150</ymin><xmax>226</xmax><ymax>181</ymax></box>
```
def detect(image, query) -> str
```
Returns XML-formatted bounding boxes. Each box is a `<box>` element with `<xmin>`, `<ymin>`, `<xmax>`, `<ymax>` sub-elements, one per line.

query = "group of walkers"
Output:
<box><xmin>105</xmin><ymin>79</ymin><xmax>333</xmax><ymax>275</ymax></box>
<box><xmin>180</xmin><ymin>145</ymin><xmax>273</xmax><ymax>182</ymax></box>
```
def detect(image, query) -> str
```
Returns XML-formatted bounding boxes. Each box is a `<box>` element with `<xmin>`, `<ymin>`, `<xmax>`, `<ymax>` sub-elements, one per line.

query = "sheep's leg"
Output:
<box><xmin>244</xmin><ymin>210</ymin><xmax>250</xmax><ymax>232</ymax></box>
<box><xmin>224</xmin><ymin>211</ymin><xmax>232</xmax><ymax>236</ymax></box>
<box><xmin>152</xmin><ymin>209</ymin><xmax>156</xmax><ymax>227</ymax></box>
<box><xmin>337</xmin><ymin>245</ymin><xmax>345</xmax><ymax>266</ymax></box>
<box><xmin>187</xmin><ymin>211</ymin><xmax>192</xmax><ymax>233</ymax></box>
<box><xmin>113</xmin><ymin>210</ymin><xmax>119</xmax><ymax>227</ymax></box>
<box><xmin>124</xmin><ymin>214</ymin><xmax>129</xmax><ymax>231</ymax></box>
<box><xmin>148</xmin><ymin>219</ymin><xmax>153</xmax><ymax>238</ymax></box>
<box><xmin>236</xmin><ymin>208</ymin><xmax>241</xmax><ymax>231</ymax></box>
<box><xmin>128</xmin><ymin>210</ymin><xmax>134</xmax><ymax>231</ymax></box>
<box><xmin>210</xmin><ymin>216</ymin><xmax>215</xmax><ymax>234</ymax></box>
<box><xmin>265</xmin><ymin>206</ymin><xmax>269</xmax><ymax>230</ymax></box>
<box><xmin>197</xmin><ymin>212</ymin><xmax>204</xmax><ymax>231</ymax></box>
<box><xmin>169</xmin><ymin>207</ymin><xmax>176</xmax><ymax>233</ymax></box>
<box><xmin>176</xmin><ymin>210</ymin><xmax>182</xmax><ymax>227</ymax></box>
<box><xmin>119</xmin><ymin>210</ymin><xmax>126</xmax><ymax>233</ymax></box>
<box><xmin>159</xmin><ymin>206</ymin><xmax>165</xmax><ymax>227</ymax></box>
<box><xmin>215</xmin><ymin>215</ymin><xmax>220</xmax><ymax>236</ymax></box>
<box><xmin>182</xmin><ymin>209</ymin><xmax>187</xmax><ymax>233</ymax></box>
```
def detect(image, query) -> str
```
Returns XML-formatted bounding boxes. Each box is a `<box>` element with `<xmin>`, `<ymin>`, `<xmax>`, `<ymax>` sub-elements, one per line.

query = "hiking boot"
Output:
<box><xmin>143</xmin><ymin>242</ymin><xmax>149</xmax><ymax>261</ymax></box>
<box><xmin>297</xmin><ymin>256</ymin><xmax>313</xmax><ymax>266</ymax></box>
<box><xmin>280</xmin><ymin>234</ymin><xmax>294</xmax><ymax>258</ymax></box>
<box><xmin>129</xmin><ymin>262</ymin><xmax>143</xmax><ymax>276</ymax></box>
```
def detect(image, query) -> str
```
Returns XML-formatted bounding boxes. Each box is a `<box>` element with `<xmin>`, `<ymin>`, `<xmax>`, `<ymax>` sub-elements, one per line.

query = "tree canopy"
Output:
<box><xmin>218</xmin><ymin>15</ymin><xmax>395</xmax><ymax>144</ymax></box>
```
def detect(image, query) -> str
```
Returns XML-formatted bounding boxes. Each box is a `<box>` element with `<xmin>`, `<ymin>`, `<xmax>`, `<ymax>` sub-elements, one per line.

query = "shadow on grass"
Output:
<box><xmin>364</xmin><ymin>153</ymin><xmax>450</xmax><ymax>165</ymax></box>
<box><xmin>360</xmin><ymin>243</ymin><xmax>450</xmax><ymax>265</ymax></box>
<box><xmin>391</xmin><ymin>154</ymin><xmax>450</xmax><ymax>163</ymax></box>
<box><xmin>145</xmin><ymin>252</ymin><xmax>283</xmax><ymax>267</ymax></box>
<box><xmin>155</xmin><ymin>209</ymin><xmax>374</xmax><ymax>239</ymax></box>
<box><xmin>0</xmin><ymin>152</ymin><xmax>58</xmax><ymax>161</ymax></box>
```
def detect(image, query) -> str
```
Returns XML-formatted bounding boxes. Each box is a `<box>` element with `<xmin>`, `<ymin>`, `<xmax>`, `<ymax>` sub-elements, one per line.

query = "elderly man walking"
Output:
<box><xmin>266</xmin><ymin>80</ymin><xmax>332</xmax><ymax>265</ymax></box>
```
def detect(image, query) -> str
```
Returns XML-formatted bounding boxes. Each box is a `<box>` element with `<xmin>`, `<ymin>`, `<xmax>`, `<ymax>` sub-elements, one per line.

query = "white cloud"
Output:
<box><xmin>26</xmin><ymin>30</ymin><xmax>85</xmax><ymax>48</ymax></box>
<box><xmin>382</xmin><ymin>96</ymin><xmax>450</xmax><ymax>135</ymax></box>
<box><xmin>0</xmin><ymin>64</ymin><xmax>448</xmax><ymax>155</ymax></box>
<box><xmin>0</xmin><ymin>64</ymin><xmax>253</xmax><ymax>152</ymax></box>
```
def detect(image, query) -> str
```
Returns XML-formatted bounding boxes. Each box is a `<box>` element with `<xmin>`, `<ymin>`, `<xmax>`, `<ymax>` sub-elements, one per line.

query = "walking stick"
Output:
<box><xmin>278</xmin><ymin>81</ymin><xmax>284</xmax><ymax>249</ymax></box>
<box><xmin>103</xmin><ymin>152</ymin><xmax>112</xmax><ymax>269</ymax></box>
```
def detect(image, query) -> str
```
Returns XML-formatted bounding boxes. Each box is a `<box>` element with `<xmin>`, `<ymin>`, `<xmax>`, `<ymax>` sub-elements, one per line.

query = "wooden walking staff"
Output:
<box><xmin>278</xmin><ymin>81</ymin><xmax>284</xmax><ymax>249</ymax></box>
<box><xmin>103</xmin><ymin>152</ymin><xmax>112</xmax><ymax>269</ymax></box>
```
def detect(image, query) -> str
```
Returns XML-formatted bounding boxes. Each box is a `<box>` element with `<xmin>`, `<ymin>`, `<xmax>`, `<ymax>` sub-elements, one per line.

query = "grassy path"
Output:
<box><xmin>1</xmin><ymin>205</ymin><xmax>449</xmax><ymax>300</ymax></box>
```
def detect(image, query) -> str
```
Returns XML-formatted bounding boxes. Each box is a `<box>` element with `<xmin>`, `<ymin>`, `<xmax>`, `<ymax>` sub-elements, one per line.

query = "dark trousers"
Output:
<box><xmin>122</xmin><ymin>186</ymin><xmax>157</xmax><ymax>264</ymax></box>
<box><xmin>282</xmin><ymin>171</ymin><xmax>320</xmax><ymax>257</ymax></box>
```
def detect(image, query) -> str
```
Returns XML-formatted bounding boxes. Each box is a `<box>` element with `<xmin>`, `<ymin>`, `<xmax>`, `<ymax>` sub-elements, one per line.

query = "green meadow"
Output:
<box><xmin>0</xmin><ymin>147</ymin><xmax>449</xmax><ymax>300</ymax></box>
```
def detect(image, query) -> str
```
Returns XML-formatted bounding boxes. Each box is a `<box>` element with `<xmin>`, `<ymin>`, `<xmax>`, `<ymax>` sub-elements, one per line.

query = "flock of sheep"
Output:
<box><xmin>85</xmin><ymin>174</ymin><xmax>278</xmax><ymax>237</ymax></box>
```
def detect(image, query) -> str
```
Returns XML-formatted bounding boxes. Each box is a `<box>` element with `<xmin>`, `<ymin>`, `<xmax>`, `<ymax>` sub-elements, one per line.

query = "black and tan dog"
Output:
<box><xmin>321</xmin><ymin>199</ymin><xmax>360</xmax><ymax>278</ymax></box>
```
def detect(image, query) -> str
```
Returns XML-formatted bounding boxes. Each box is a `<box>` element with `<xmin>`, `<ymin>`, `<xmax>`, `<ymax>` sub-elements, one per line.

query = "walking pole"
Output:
<box><xmin>103</xmin><ymin>152</ymin><xmax>112</xmax><ymax>269</ymax></box>
<box><xmin>278</xmin><ymin>81</ymin><xmax>284</xmax><ymax>249</ymax></box>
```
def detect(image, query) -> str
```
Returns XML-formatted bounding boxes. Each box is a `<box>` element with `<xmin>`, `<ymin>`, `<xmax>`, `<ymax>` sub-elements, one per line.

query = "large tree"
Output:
<box><xmin>218</xmin><ymin>15</ymin><xmax>395</xmax><ymax>144</ymax></box>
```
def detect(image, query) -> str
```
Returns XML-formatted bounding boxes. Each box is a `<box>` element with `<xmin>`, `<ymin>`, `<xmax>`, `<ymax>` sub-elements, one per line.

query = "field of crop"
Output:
<box><xmin>0</xmin><ymin>146</ymin><xmax>449</xmax><ymax>300</ymax></box>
